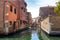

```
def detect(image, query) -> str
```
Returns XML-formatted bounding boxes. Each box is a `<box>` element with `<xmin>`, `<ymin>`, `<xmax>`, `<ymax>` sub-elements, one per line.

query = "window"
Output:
<box><xmin>9</xmin><ymin>21</ymin><xmax>12</xmax><ymax>25</ymax></box>
<box><xmin>14</xmin><ymin>8</ymin><xmax>16</xmax><ymax>14</ymax></box>
<box><xmin>21</xmin><ymin>7</ymin><xmax>24</xmax><ymax>9</ymax></box>
<box><xmin>24</xmin><ymin>10</ymin><xmax>25</xmax><ymax>12</ymax></box>
<box><xmin>20</xmin><ymin>20</ymin><xmax>22</xmax><ymax>24</ymax></box>
<box><xmin>23</xmin><ymin>21</ymin><xmax>26</xmax><ymax>24</ymax></box>
<box><xmin>10</xmin><ymin>5</ymin><xmax>12</xmax><ymax>12</ymax></box>
<box><xmin>13</xmin><ymin>22</ymin><xmax>16</xmax><ymax>29</ymax></box>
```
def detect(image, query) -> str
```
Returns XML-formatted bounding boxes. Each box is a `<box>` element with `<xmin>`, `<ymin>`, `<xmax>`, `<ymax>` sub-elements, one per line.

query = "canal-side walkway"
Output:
<box><xmin>31</xmin><ymin>30</ymin><xmax>39</xmax><ymax>40</ymax></box>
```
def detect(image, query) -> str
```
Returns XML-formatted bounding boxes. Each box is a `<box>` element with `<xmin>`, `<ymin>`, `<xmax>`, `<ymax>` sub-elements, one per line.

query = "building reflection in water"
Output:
<box><xmin>40</xmin><ymin>30</ymin><xmax>60</xmax><ymax>40</ymax></box>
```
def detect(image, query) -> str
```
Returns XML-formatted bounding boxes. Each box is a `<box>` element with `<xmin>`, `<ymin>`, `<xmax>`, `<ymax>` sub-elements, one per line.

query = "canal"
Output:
<box><xmin>0</xmin><ymin>29</ymin><xmax>31</xmax><ymax>40</ymax></box>
<box><xmin>38</xmin><ymin>30</ymin><xmax>60</xmax><ymax>40</ymax></box>
<box><xmin>0</xmin><ymin>29</ymin><xmax>60</xmax><ymax>40</ymax></box>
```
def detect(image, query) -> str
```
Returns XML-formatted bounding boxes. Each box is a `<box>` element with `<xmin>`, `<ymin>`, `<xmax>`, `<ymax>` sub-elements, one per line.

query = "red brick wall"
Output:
<box><xmin>0</xmin><ymin>1</ymin><xmax>4</xmax><ymax>28</ymax></box>
<box><xmin>0</xmin><ymin>0</ymin><xmax>28</xmax><ymax>33</ymax></box>
<box><xmin>20</xmin><ymin>0</ymin><xmax>27</xmax><ymax>21</ymax></box>
<box><xmin>26</xmin><ymin>12</ymin><xmax>32</xmax><ymax>26</ymax></box>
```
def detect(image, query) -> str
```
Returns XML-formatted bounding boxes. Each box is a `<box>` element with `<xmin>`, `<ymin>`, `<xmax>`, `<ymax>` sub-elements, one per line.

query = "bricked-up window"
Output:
<box><xmin>10</xmin><ymin>5</ymin><xmax>12</xmax><ymax>12</ymax></box>
<box><xmin>14</xmin><ymin>8</ymin><xmax>16</xmax><ymax>14</ymax></box>
<box><xmin>10</xmin><ymin>21</ymin><xmax>12</xmax><ymax>25</ymax></box>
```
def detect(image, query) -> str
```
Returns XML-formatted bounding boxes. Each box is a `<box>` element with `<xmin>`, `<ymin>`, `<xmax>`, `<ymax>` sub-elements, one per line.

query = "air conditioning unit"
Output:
<box><xmin>6</xmin><ymin>5</ymin><xmax>9</xmax><ymax>7</ymax></box>
<box><xmin>5</xmin><ymin>20</ymin><xmax>9</xmax><ymax>23</ymax></box>
<box><xmin>5</xmin><ymin>13</ymin><xmax>9</xmax><ymax>16</ymax></box>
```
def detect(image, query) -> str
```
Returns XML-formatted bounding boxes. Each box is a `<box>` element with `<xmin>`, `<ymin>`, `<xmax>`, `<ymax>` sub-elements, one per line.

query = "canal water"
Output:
<box><xmin>39</xmin><ymin>30</ymin><xmax>60</xmax><ymax>40</ymax></box>
<box><xmin>0</xmin><ymin>29</ymin><xmax>60</xmax><ymax>40</ymax></box>
<box><xmin>0</xmin><ymin>30</ymin><xmax>31</xmax><ymax>40</ymax></box>
<box><xmin>31</xmin><ymin>30</ymin><xmax>39</xmax><ymax>40</ymax></box>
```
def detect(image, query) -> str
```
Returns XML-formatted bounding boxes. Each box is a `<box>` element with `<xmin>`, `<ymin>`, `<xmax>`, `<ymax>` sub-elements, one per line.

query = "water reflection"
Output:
<box><xmin>0</xmin><ymin>30</ymin><xmax>31</xmax><ymax>40</ymax></box>
<box><xmin>40</xmin><ymin>30</ymin><xmax>60</xmax><ymax>40</ymax></box>
<box><xmin>31</xmin><ymin>30</ymin><xmax>39</xmax><ymax>40</ymax></box>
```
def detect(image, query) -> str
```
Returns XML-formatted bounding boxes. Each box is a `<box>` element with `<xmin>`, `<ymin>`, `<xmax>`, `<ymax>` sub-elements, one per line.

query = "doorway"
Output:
<box><xmin>13</xmin><ymin>21</ymin><xmax>16</xmax><ymax>30</ymax></box>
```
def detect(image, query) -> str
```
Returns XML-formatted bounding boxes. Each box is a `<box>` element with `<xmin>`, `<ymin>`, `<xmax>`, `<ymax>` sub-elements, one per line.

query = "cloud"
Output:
<box><xmin>27</xmin><ymin>6</ymin><xmax>39</xmax><ymax>18</ymax></box>
<box><xmin>25</xmin><ymin>0</ymin><xmax>59</xmax><ymax>18</ymax></box>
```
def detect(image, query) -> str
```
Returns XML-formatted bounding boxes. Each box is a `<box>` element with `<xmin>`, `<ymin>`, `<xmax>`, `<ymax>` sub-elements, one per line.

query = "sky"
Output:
<box><xmin>25</xmin><ymin>0</ymin><xmax>59</xmax><ymax>18</ymax></box>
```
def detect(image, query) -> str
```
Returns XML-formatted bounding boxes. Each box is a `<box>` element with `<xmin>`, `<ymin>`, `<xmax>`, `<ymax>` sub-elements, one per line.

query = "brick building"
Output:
<box><xmin>39</xmin><ymin>6</ymin><xmax>60</xmax><ymax>35</ymax></box>
<box><xmin>26</xmin><ymin>12</ymin><xmax>32</xmax><ymax>27</ymax></box>
<box><xmin>39</xmin><ymin>6</ymin><xmax>56</xmax><ymax>20</ymax></box>
<box><xmin>0</xmin><ymin>0</ymin><xmax>28</xmax><ymax>34</ymax></box>
<box><xmin>19</xmin><ymin>0</ymin><xmax>27</xmax><ymax>28</ymax></box>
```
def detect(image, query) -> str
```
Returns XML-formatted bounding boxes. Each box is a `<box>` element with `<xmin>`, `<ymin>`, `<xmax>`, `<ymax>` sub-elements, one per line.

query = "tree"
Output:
<box><xmin>54</xmin><ymin>1</ymin><xmax>60</xmax><ymax>15</ymax></box>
